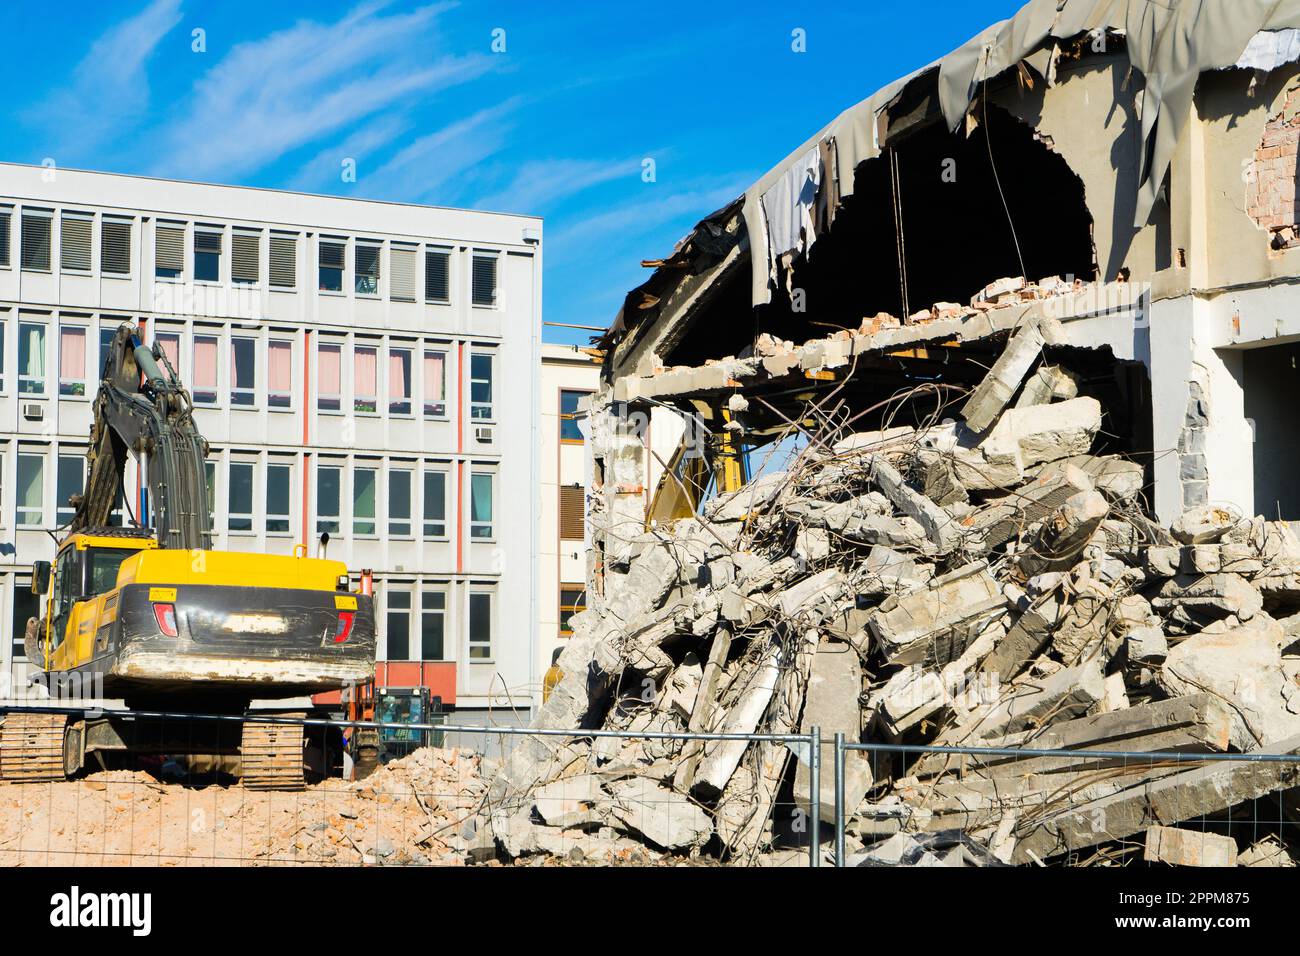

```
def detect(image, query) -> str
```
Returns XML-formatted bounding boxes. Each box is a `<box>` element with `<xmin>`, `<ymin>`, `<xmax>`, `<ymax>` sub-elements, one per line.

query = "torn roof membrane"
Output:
<box><xmin>604</xmin><ymin>0</ymin><xmax>1300</xmax><ymax>355</ymax></box>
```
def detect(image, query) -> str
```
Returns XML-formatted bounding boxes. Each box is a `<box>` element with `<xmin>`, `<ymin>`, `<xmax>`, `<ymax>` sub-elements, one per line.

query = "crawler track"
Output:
<box><xmin>240</xmin><ymin>715</ymin><xmax>307</xmax><ymax>791</ymax></box>
<box><xmin>0</xmin><ymin>713</ymin><xmax>68</xmax><ymax>783</ymax></box>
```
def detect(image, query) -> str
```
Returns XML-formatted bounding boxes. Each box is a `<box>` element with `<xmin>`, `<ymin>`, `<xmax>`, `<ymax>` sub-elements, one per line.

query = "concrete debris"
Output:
<box><xmin>496</xmin><ymin>329</ymin><xmax>1300</xmax><ymax>867</ymax></box>
<box><xmin>1143</xmin><ymin>826</ymin><xmax>1239</xmax><ymax>867</ymax></box>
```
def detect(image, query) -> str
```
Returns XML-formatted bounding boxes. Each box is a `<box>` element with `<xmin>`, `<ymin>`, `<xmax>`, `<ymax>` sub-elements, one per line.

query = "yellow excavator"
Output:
<box><xmin>0</xmin><ymin>324</ymin><xmax>376</xmax><ymax>789</ymax></box>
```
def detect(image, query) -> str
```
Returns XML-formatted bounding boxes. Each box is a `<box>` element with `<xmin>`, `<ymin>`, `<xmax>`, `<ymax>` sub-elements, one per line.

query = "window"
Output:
<box><xmin>101</xmin><ymin>218</ymin><xmax>131</xmax><ymax>275</ymax></box>
<box><xmin>60</xmin><ymin>214</ymin><xmax>92</xmax><ymax>272</ymax></box>
<box><xmin>389</xmin><ymin>468</ymin><xmax>412</xmax><ymax>536</ymax></box>
<box><xmin>266</xmin><ymin>462</ymin><xmax>291</xmax><ymax>533</ymax></box>
<box><xmin>559</xmin><ymin>586</ymin><xmax>586</xmax><ymax>637</ymax></box>
<box><xmin>230</xmin><ymin>337</ymin><xmax>256</xmax><ymax>407</ymax></box>
<box><xmin>0</xmin><ymin>316</ymin><xmax>6</xmax><ymax>390</ymax></box>
<box><xmin>470</xmin><ymin>472</ymin><xmax>493</xmax><ymax>539</ymax></box>
<box><xmin>228</xmin><ymin>461</ymin><xmax>254</xmax><ymax>532</ymax></box>
<box><xmin>12</xmin><ymin>578</ymin><xmax>38</xmax><ymax>661</ymax></box>
<box><xmin>423</xmin><ymin>470</ymin><xmax>446</xmax><ymax>538</ymax></box>
<box><xmin>99</xmin><ymin>327</ymin><xmax>118</xmax><ymax>380</ymax></box>
<box><xmin>319</xmin><ymin>240</ymin><xmax>345</xmax><ymax>292</ymax></box>
<box><xmin>0</xmin><ymin>209</ymin><xmax>10</xmax><ymax>267</ymax></box>
<box><xmin>192</xmin><ymin>334</ymin><xmax>219</xmax><ymax>405</ymax></box>
<box><xmin>355</xmin><ymin>243</ymin><xmax>380</xmax><ymax>295</ymax></box>
<box><xmin>470</xmin><ymin>352</ymin><xmax>493</xmax><ymax>420</ymax></box>
<box><xmin>560</xmin><ymin>484</ymin><xmax>585</xmax><ymax>540</ymax></box>
<box><xmin>154</xmin><ymin>331</ymin><xmax>180</xmax><ymax>376</ymax></box>
<box><xmin>354</xmin><ymin>344</ymin><xmax>377</xmax><ymax>413</ymax></box>
<box><xmin>388</xmin><ymin>347</ymin><xmax>412</xmax><ymax>415</ymax></box>
<box><xmin>421</xmin><ymin>591</ymin><xmax>446</xmax><ymax>660</ymax></box>
<box><xmin>18</xmin><ymin>322</ymin><xmax>46</xmax><ymax>395</ymax></box>
<box><xmin>59</xmin><ymin>326</ymin><xmax>86</xmax><ymax>396</ymax></box>
<box><xmin>56</xmin><ymin>455</ymin><xmax>83</xmax><ymax>526</ymax></box>
<box><xmin>390</xmin><ymin>246</ymin><xmax>416</xmax><ymax>301</ymax></box>
<box><xmin>232</xmin><ymin>230</ymin><xmax>260</xmax><ymax>284</ymax></box>
<box><xmin>155</xmin><ymin>223</ymin><xmax>184</xmax><ymax>279</ymax></box>
<box><xmin>318</xmin><ymin>341</ymin><xmax>342</xmax><ymax>412</ymax></box>
<box><xmin>560</xmin><ymin>389</ymin><xmax>586</xmax><ymax>442</ymax></box>
<box><xmin>204</xmin><ymin>461</ymin><xmax>216</xmax><ymax>532</ymax></box>
<box><xmin>21</xmin><ymin>212</ymin><xmax>51</xmax><ymax>271</ymax></box>
<box><xmin>471</xmin><ymin>254</ymin><xmax>497</xmax><ymax>306</ymax></box>
<box><xmin>316</xmin><ymin>463</ymin><xmax>341</xmax><ymax>534</ymax></box>
<box><xmin>469</xmin><ymin>591</ymin><xmax>492</xmax><ymax>659</ymax></box>
<box><xmin>194</xmin><ymin>229</ymin><xmax>222</xmax><ymax>282</ymax></box>
<box><xmin>425</xmin><ymin>248</ymin><xmax>450</xmax><ymax>302</ymax></box>
<box><xmin>386</xmin><ymin>589</ymin><xmax>411</xmax><ymax>660</ymax></box>
<box><xmin>270</xmin><ymin>234</ymin><xmax>297</xmax><ymax>288</ymax></box>
<box><xmin>353</xmin><ymin>466</ymin><xmax>377</xmax><ymax>535</ymax></box>
<box><xmin>423</xmin><ymin>350</ymin><xmax>446</xmax><ymax>417</ymax></box>
<box><xmin>16</xmin><ymin>452</ymin><xmax>44</xmax><ymax>526</ymax></box>
<box><xmin>268</xmin><ymin>340</ymin><xmax>292</xmax><ymax>408</ymax></box>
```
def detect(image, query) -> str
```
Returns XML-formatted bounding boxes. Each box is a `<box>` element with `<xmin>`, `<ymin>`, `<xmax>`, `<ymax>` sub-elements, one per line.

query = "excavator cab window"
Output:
<box><xmin>50</xmin><ymin>549</ymin><xmax>82</xmax><ymax>648</ymax></box>
<box><xmin>84</xmin><ymin>548</ymin><xmax>138</xmax><ymax>597</ymax></box>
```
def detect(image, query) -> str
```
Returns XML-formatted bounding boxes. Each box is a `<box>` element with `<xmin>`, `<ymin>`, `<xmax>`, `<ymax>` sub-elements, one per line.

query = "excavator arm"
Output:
<box><xmin>72</xmin><ymin>323</ymin><xmax>212</xmax><ymax>550</ymax></box>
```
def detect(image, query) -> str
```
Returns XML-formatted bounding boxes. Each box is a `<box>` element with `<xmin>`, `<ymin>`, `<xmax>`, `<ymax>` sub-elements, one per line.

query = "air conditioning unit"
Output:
<box><xmin>22</xmin><ymin>403</ymin><xmax>44</xmax><ymax>421</ymax></box>
<box><xmin>474</xmin><ymin>425</ymin><xmax>494</xmax><ymax>443</ymax></box>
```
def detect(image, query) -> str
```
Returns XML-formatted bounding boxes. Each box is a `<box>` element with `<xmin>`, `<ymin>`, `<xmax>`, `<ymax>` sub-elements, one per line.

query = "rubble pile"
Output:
<box><xmin>0</xmin><ymin>748</ymin><xmax>489</xmax><ymax>866</ymax></box>
<box><xmin>491</xmin><ymin>311</ymin><xmax>1300</xmax><ymax>866</ymax></box>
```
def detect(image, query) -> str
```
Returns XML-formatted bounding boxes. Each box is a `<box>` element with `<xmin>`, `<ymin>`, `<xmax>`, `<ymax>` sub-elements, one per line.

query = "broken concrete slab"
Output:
<box><xmin>1013</xmin><ymin>363</ymin><xmax>1079</xmax><ymax>409</ymax></box>
<box><xmin>1010</xmin><ymin>736</ymin><xmax>1300</xmax><ymax>863</ymax></box>
<box><xmin>961</xmin><ymin>319</ymin><xmax>1050</xmax><ymax>432</ymax></box>
<box><xmin>868</xmin><ymin>454</ymin><xmax>963</xmax><ymax>554</ymax></box>
<box><xmin>1152</xmin><ymin>573</ymin><xmax>1263</xmax><ymax>624</ymax></box>
<box><xmin>1171</xmin><ymin>505</ymin><xmax>1244</xmax><ymax>545</ymax></box>
<box><xmin>532</xmin><ymin>774</ymin><xmax>606</xmax><ymax>829</ymax></box>
<box><xmin>979</xmin><ymin>396</ymin><xmax>1103</xmax><ymax>473</ymax></box>
<box><xmin>603</xmin><ymin>777</ymin><xmax>712</xmax><ymax>850</ymax></box>
<box><xmin>794</xmin><ymin>641</ymin><xmax>872</xmax><ymax>822</ymax></box>
<box><xmin>1144</xmin><ymin>826</ymin><xmax>1238</xmax><ymax>867</ymax></box>
<box><xmin>1162</xmin><ymin>617</ymin><xmax>1300</xmax><ymax>749</ymax></box>
<box><xmin>955</xmin><ymin>659</ymin><xmax>1107</xmax><ymax>740</ymax></box>
<box><xmin>965</xmin><ymin>464</ymin><xmax>1094</xmax><ymax>551</ymax></box>
<box><xmin>867</xmin><ymin>562</ymin><xmax>1006</xmax><ymax>667</ymax></box>
<box><xmin>912</xmin><ymin>694</ymin><xmax>1233</xmax><ymax>780</ymax></box>
<box><xmin>1014</xmin><ymin>490</ymin><xmax>1110</xmax><ymax>579</ymax></box>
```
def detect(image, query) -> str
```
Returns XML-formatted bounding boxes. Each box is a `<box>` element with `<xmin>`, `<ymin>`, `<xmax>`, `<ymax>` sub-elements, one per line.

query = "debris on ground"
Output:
<box><xmin>0</xmin><ymin>748</ymin><xmax>488</xmax><ymax>867</ymax></box>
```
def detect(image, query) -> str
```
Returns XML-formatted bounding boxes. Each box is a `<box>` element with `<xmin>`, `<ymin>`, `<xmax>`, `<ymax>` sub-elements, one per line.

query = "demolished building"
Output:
<box><xmin>491</xmin><ymin>1</ymin><xmax>1300</xmax><ymax>866</ymax></box>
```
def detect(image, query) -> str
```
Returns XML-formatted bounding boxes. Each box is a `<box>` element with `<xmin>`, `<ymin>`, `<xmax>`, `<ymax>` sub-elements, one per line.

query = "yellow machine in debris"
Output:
<box><xmin>0</xmin><ymin>324</ymin><xmax>376</xmax><ymax>789</ymax></box>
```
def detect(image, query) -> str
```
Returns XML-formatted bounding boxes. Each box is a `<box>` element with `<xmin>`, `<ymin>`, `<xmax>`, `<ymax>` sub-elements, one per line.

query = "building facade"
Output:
<box><xmin>537</xmin><ymin>343</ymin><xmax>600</xmax><ymax>691</ymax></box>
<box><xmin>0</xmin><ymin>163</ymin><xmax>542</xmax><ymax>718</ymax></box>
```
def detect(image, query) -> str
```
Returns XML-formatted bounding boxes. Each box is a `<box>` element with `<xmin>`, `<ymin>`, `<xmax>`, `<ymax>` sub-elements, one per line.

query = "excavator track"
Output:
<box><xmin>240</xmin><ymin>715</ymin><xmax>307</xmax><ymax>791</ymax></box>
<box><xmin>0</xmin><ymin>713</ymin><xmax>69</xmax><ymax>783</ymax></box>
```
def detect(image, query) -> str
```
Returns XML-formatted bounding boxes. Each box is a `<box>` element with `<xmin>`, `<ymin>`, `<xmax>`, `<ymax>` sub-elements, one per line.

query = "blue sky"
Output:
<box><xmin>0</xmin><ymin>0</ymin><xmax>1023</xmax><ymax>345</ymax></box>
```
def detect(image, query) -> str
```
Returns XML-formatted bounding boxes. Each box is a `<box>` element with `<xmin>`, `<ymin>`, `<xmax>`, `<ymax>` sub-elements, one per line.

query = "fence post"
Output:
<box><xmin>809</xmin><ymin>725</ymin><xmax>821</xmax><ymax>868</ymax></box>
<box><xmin>834</xmin><ymin>732</ymin><xmax>845</xmax><ymax>868</ymax></box>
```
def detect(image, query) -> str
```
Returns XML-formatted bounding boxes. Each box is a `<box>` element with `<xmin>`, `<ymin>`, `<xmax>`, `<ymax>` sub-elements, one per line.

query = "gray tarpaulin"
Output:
<box><xmin>738</xmin><ymin>0</ymin><xmax>1300</xmax><ymax>307</ymax></box>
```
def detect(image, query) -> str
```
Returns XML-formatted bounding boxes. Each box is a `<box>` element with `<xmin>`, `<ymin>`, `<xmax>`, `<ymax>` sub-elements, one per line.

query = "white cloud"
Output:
<box><xmin>285</xmin><ymin>116</ymin><xmax>410</xmax><ymax>193</ymax></box>
<box><xmin>152</xmin><ymin>1</ymin><xmax>495</xmax><ymax>180</ymax></box>
<box><xmin>474</xmin><ymin>156</ymin><xmax>649</xmax><ymax>215</ymax></box>
<box><xmin>33</xmin><ymin>0</ymin><xmax>183</xmax><ymax>155</ymax></box>
<box><xmin>358</xmin><ymin>98</ymin><xmax>522</xmax><ymax>203</ymax></box>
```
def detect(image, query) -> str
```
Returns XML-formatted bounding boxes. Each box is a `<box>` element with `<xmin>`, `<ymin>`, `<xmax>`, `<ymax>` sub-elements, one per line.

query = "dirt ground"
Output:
<box><xmin>0</xmin><ymin>747</ymin><xmax>487</xmax><ymax>867</ymax></box>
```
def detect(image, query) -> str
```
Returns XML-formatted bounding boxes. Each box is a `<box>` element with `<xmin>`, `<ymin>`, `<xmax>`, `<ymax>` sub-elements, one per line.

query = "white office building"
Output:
<box><xmin>0</xmin><ymin>163</ymin><xmax>542</xmax><ymax>719</ymax></box>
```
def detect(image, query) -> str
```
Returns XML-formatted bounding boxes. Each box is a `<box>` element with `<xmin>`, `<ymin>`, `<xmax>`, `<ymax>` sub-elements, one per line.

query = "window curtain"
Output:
<box><xmin>20</xmin><ymin>325</ymin><xmax>45</xmax><ymax>378</ymax></box>
<box><xmin>389</xmin><ymin>350</ymin><xmax>410</xmax><ymax>400</ymax></box>
<box><xmin>425</xmin><ymin>351</ymin><xmax>445</xmax><ymax>401</ymax></box>
<box><xmin>318</xmin><ymin>345</ymin><xmax>341</xmax><ymax>395</ymax></box>
<box><xmin>194</xmin><ymin>337</ymin><xmax>218</xmax><ymax>388</ymax></box>
<box><xmin>157</xmin><ymin>334</ymin><xmax>180</xmax><ymax>371</ymax></box>
<box><xmin>354</xmin><ymin>346</ymin><xmax>377</xmax><ymax>398</ymax></box>
<box><xmin>269</xmin><ymin>341</ymin><xmax>292</xmax><ymax>393</ymax></box>
<box><xmin>59</xmin><ymin>327</ymin><xmax>85</xmax><ymax>381</ymax></box>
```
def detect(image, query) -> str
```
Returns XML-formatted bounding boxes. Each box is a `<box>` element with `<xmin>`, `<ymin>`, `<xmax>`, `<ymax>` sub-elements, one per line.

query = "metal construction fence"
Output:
<box><xmin>0</xmin><ymin>704</ymin><xmax>1296</xmax><ymax>867</ymax></box>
